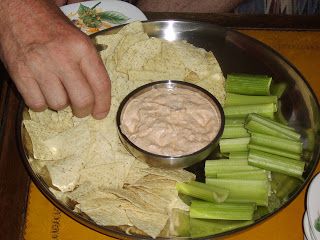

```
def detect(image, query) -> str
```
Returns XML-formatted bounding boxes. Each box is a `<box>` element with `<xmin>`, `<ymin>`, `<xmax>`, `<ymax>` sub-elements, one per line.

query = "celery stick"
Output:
<box><xmin>221</xmin><ymin>126</ymin><xmax>250</xmax><ymax>139</ymax></box>
<box><xmin>206</xmin><ymin>178</ymin><xmax>270</xmax><ymax>206</ymax></box>
<box><xmin>228</xmin><ymin>151</ymin><xmax>248</xmax><ymax>159</ymax></box>
<box><xmin>176</xmin><ymin>181</ymin><xmax>229</xmax><ymax>203</ymax></box>
<box><xmin>169</xmin><ymin>209</ymin><xmax>190</xmax><ymax>237</ymax></box>
<box><xmin>271</xmin><ymin>82</ymin><xmax>287</xmax><ymax>98</ymax></box>
<box><xmin>178</xmin><ymin>193</ymin><xmax>195</xmax><ymax>206</ymax></box>
<box><xmin>190</xmin><ymin>200</ymin><xmax>256</xmax><ymax>220</ymax></box>
<box><xmin>271</xmin><ymin>172</ymin><xmax>302</xmax><ymax>200</ymax></box>
<box><xmin>217</xmin><ymin>170</ymin><xmax>269</xmax><ymax>181</ymax></box>
<box><xmin>226</xmin><ymin>74</ymin><xmax>272</xmax><ymax>96</ymax></box>
<box><xmin>248</xmin><ymin>149</ymin><xmax>305</xmax><ymax>178</ymax></box>
<box><xmin>190</xmin><ymin>218</ymin><xmax>253</xmax><ymax>238</ymax></box>
<box><xmin>246</xmin><ymin>121</ymin><xmax>293</xmax><ymax>140</ymax></box>
<box><xmin>206</xmin><ymin>165</ymin><xmax>261</xmax><ymax>177</ymax></box>
<box><xmin>274</xmin><ymin>101</ymin><xmax>290</xmax><ymax>126</ymax></box>
<box><xmin>225</xmin><ymin>117</ymin><xmax>245</xmax><ymax>127</ymax></box>
<box><xmin>304</xmin><ymin>128</ymin><xmax>316</xmax><ymax>152</ymax></box>
<box><xmin>248</xmin><ymin>144</ymin><xmax>301</xmax><ymax>160</ymax></box>
<box><xmin>245</xmin><ymin>113</ymin><xmax>300</xmax><ymax>140</ymax></box>
<box><xmin>252</xmin><ymin>111</ymin><xmax>294</xmax><ymax>131</ymax></box>
<box><xmin>224</xmin><ymin>103</ymin><xmax>276</xmax><ymax>118</ymax></box>
<box><xmin>225</xmin><ymin>93</ymin><xmax>277</xmax><ymax>106</ymax></box>
<box><xmin>205</xmin><ymin>159</ymin><xmax>248</xmax><ymax>177</ymax></box>
<box><xmin>187</xmin><ymin>181</ymin><xmax>230</xmax><ymax>202</ymax></box>
<box><xmin>219</xmin><ymin>137</ymin><xmax>250</xmax><ymax>153</ymax></box>
<box><xmin>250</xmin><ymin>132</ymin><xmax>302</xmax><ymax>154</ymax></box>
<box><xmin>276</xmin><ymin>177</ymin><xmax>302</xmax><ymax>201</ymax></box>
<box><xmin>206</xmin><ymin>159</ymin><xmax>248</xmax><ymax>167</ymax></box>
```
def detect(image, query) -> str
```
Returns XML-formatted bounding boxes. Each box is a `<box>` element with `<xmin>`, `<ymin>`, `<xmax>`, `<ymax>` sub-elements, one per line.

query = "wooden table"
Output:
<box><xmin>0</xmin><ymin>14</ymin><xmax>319</xmax><ymax>240</ymax></box>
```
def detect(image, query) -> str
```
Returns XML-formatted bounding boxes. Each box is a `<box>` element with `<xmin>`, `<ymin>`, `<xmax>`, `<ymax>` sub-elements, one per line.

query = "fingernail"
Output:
<box><xmin>93</xmin><ymin>111</ymin><xmax>107</xmax><ymax>120</ymax></box>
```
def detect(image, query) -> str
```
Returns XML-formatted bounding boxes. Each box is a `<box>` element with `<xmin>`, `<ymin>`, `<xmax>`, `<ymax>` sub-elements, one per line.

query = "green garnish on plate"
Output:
<box><xmin>315</xmin><ymin>216</ymin><xmax>320</xmax><ymax>232</ymax></box>
<box><xmin>77</xmin><ymin>2</ymin><xmax>129</xmax><ymax>28</ymax></box>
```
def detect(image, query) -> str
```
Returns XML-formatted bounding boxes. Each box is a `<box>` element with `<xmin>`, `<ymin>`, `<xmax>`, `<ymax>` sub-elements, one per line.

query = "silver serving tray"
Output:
<box><xmin>16</xmin><ymin>20</ymin><xmax>320</xmax><ymax>239</ymax></box>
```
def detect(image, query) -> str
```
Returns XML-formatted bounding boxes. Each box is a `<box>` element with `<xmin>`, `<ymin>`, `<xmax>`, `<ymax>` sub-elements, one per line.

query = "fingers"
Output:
<box><xmin>10</xmin><ymin>65</ymin><xmax>47</xmax><ymax>112</ymax></box>
<box><xmin>59</xmin><ymin>63</ymin><xmax>95</xmax><ymax>118</ymax></box>
<box><xmin>7</xmin><ymin>30</ymin><xmax>109</xmax><ymax>119</ymax></box>
<box><xmin>80</xmin><ymin>51</ymin><xmax>111</xmax><ymax>120</ymax></box>
<box><xmin>36</xmin><ymin>72</ymin><xmax>69</xmax><ymax>111</ymax></box>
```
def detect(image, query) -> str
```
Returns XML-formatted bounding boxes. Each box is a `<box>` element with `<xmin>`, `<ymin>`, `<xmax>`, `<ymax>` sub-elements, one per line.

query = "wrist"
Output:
<box><xmin>0</xmin><ymin>0</ymin><xmax>73</xmax><ymax>43</ymax></box>
<box><xmin>0</xmin><ymin>0</ymin><xmax>76</xmax><ymax>59</ymax></box>
<box><xmin>0</xmin><ymin>0</ymin><xmax>78</xmax><ymax>70</ymax></box>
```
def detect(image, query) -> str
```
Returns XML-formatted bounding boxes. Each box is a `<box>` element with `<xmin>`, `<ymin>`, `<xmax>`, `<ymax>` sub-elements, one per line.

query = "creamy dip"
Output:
<box><xmin>120</xmin><ymin>87</ymin><xmax>221</xmax><ymax>157</ymax></box>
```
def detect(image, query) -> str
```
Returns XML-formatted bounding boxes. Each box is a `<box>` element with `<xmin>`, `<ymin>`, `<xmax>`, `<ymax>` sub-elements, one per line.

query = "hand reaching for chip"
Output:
<box><xmin>0</xmin><ymin>0</ymin><xmax>111</xmax><ymax>119</ymax></box>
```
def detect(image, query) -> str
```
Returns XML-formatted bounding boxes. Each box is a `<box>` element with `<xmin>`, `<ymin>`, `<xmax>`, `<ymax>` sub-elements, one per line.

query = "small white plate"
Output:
<box><xmin>307</xmin><ymin>172</ymin><xmax>320</xmax><ymax>240</ymax></box>
<box><xmin>60</xmin><ymin>0</ymin><xmax>147</xmax><ymax>34</ymax></box>
<box><xmin>304</xmin><ymin>211</ymin><xmax>316</xmax><ymax>240</ymax></box>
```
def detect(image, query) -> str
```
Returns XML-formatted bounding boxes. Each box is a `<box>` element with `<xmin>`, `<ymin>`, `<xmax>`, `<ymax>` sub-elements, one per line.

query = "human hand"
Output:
<box><xmin>0</xmin><ymin>0</ymin><xmax>111</xmax><ymax>119</ymax></box>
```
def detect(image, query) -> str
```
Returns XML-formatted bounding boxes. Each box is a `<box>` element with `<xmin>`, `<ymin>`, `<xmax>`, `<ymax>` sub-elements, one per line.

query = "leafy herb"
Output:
<box><xmin>97</xmin><ymin>11</ymin><xmax>129</xmax><ymax>24</ymax></box>
<box><xmin>76</xmin><ymin>2</ymin><xmax>129</xmax><ymax>28</ymax></box>
<box><xmin>78</xmin><ymin>3</ymin><xmax>94</xmax><ymax>17</ymax></box>
<box><xmin>315</xmin><ymin>216</ymin><xmax>320</xmax><ymax>232</ymax></box>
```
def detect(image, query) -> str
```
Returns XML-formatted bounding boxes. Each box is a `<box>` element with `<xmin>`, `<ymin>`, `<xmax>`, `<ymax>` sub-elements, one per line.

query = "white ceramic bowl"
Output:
<box><xmin>307</xmin><ymin>172</ymin><xmax>320</xmax><ymax>240</ymax></box>
<box><xmin>304</xmin><ymin>211</ymin><xmax>316</xmax><ymax>240</ymax></box>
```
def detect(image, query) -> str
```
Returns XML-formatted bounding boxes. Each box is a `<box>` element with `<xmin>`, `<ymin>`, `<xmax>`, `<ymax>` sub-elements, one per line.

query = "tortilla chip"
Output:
<box><xmin>46</xmin><ymin>153</ymin><xmax>87</xmax><ymax>192</ymax></box>
<box><xmin>106</xmin><ymin>188</ymin><xmax>155</xmax><ymax>211</ymax></box>
<box><xmin>49</xmin><ymin>188</ymin><xmax>69</xmax><ymax>204</ymax></box>
<box><xmin>145</xmin><ymin>51</ymin><xmax>185</xmax><ymax>72</ymax></box>
<box><xmin>124</xmin><ymin>159</ymin><xmax>150</xmax><ymax>185</ymax></box>
<box><xmin>126</xmin><ymin>208</ymin><xmax>169</xmax><ymax>239</ymax></box>
<box><xmin>126</xmin><ymin>186</ymin><xmax>169</xmax><ymax>214</ymax></box>
<box><xmin>169</xmin><ymin>196</ymin><xmax>190</xmax><ymax>212</ymax></box>
<box><xmin>133</xmin><ymin>177</ymin><xmax>176</xmax><ymax>190</ymax></box>
<box><xmin>43</xmin><ymin>122</ymin><xmax>90</xmax><ymax>159</ymax></box>
<box><xmin>141</xmin><ymin>168</ymin><xmax>196</xmax><ymax>183</ymax></box>
<box><xmin>163</xmin><ymin>41</ymin><xmax>211</xmax><ymax>79</ymax></box>
<box><xmin>66</xmin><ymin>182</ymin><xmax>105</xmax><ymax>202</ymax></box>
<box><xmin>95</xmin><ymin>33</ymin><xmax>124</xmax><ymax>51</ymax></box>
<box><xmin>28</xmin><ymin>157</ymin><xmax>47</xmax><ymax>174</ymax></box>
<box><xmin>128</xmin><ymin>70</ymin><xmax>185</xmax><ymax>82</ymax></box>
<box><xmin>79</xmin><ymin>162</ymin><xmax>126</xmax><ymax>189</ymax></box>
<box><xmin>77</xmin><ymin>199</ymin><xmax>132</xmax><ymax>226</ymax></box>
<box><xmin>194</xmin><ymin>72</ymin><xmax>226</xmax><ymax>105</ymax></box>
<box><xmin>114</xmin><ymin>33</ymin><xmax>149</xmax><ymax>65</ymax></box>
<box><xmin>28</xmin><ymin>107</ymin><xmax>73</xmax><ymax>132</ymax></box>
<box><xmin>116</xmin><ymin>38</ymin><xmax>162</xmax><ymax>73</ymax></box>
<box><xmin>134</xmin><ymin>174</ymin><xmax>169</xmax><ymax>182</ymax></box>
<box><xmin>118</xmin><ymin>21</ymin><xmax>144</xmax><ymax>35</ymax></box>
<box><xmin>23</xmin><ymin>120</ymin><xmax>57</xmax><ymax>160</ymax></box>
<box><xmin>84</xmin><ymin>131</ymin><xmax>117</xmax><ymax>167</ymax></box>
<box><xmin>184</xmin><ymin>70</ymin><xmax>201</xmax><ymax>83</ymax></box>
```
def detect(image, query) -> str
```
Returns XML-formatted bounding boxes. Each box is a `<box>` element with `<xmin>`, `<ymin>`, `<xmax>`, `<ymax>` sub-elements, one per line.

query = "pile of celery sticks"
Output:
<box><xmin>176</xmin><ymin>74</ymin><xmax>305</xmax><ymax>237</ymax></box>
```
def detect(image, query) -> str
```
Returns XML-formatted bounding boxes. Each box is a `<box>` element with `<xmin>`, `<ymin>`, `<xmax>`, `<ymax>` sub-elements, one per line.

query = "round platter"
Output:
<box><xmin>16</xmin><ymin>20</ymin><xmax>320</xmax><ymax>239</ymax></box>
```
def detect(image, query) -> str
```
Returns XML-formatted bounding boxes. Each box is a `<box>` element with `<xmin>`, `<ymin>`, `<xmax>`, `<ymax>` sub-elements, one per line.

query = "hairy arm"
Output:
<box><xmin>0</xmin><ymin>0</ymin><xmax>111</xmax><ymax>119</ymax></box>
